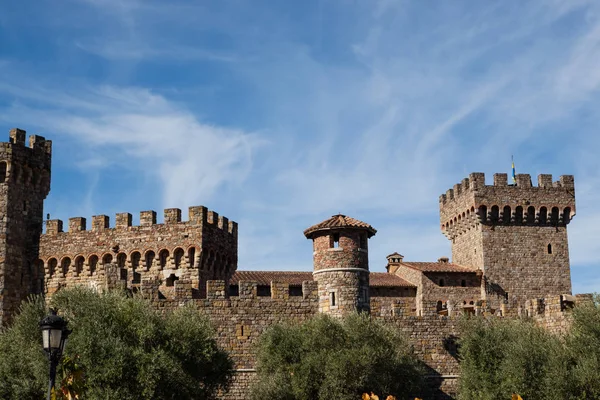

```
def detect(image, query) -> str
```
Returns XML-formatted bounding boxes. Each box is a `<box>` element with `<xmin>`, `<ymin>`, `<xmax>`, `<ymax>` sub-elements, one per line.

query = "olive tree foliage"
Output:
<box><xmin>458</xmin><ymin>295</ymin><xmax>600</xmax><ymax>400</ymax></box>
<box><xmin>251</xmin><ymin>313</ymin><xmax>423</xmax><ymax>400</ymax></box>
<box><xmin>0</xmin><ymin>287</ymin><xmax>233</xmax><ymax>400</ymax></box>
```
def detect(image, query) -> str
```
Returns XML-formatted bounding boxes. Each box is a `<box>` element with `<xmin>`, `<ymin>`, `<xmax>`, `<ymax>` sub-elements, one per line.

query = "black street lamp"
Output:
<box><xmin>40</xmin><ymin>309</ymin><xmax>71</xmax><ymax>400</ymax></box>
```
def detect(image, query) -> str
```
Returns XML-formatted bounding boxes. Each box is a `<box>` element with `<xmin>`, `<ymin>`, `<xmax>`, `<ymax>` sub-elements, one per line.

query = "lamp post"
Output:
<box><xmin>40</xmin><ymin>309</ymin><xmax>71</xmax><ymax>400</ymax></box>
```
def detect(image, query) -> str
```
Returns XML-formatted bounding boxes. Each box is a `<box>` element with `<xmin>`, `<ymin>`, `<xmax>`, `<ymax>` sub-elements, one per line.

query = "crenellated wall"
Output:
<box><xmin>439</xmin><ymin>172</ymin><xmax>575</xmax><ymax>229</ymax></box>
<box><xmin>131</xmin><ymin>279</ymin><xmax>594</xmax><ymax>400</ymax></box>
<box><xmin>39</xmin><ymin>206</ymin><xmax>237</xmax><ymax>298</ymax></box>
<box><xmin>439</xmin><ymin>172</ymin><xmax>575</xmax><ymax>310</ymax></box>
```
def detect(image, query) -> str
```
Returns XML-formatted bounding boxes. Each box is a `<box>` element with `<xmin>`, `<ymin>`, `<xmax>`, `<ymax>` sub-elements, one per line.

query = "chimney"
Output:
<box><xmin>438</xmin><ymin>257</ymin><xmax>449</xmax><ymax>263</ymax></box>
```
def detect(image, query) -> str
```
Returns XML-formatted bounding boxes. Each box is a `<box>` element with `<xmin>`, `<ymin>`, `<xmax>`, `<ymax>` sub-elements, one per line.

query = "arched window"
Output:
<box><xmin>551</xmin><ymin>207</ymin><xmax>560</xmax><ymax>225</ymax></box>
<box><xmin>173</xmin><ymin>248</ymin><xmax>184</xmax><ymax>269</ymax></box>
<box><xmin>74</xmin><ymin>256</ymin><xmax>85</xmax><ymax>276</ymax></box>
<box><xmin>563</xmin><ymin>207</ymin><xmax>572</xmax><ymax>223</ymax></box>
<box><xmin>102</xmin><ymin>253</ymin><xmax>113</xmax><ymax>265</ymax></box>
<box><xmin>490</xmin><ymin>206</ymin><xmax>500</xmax><ymax>223</ymax></box>
<box><xmin>548</xmin><ymin>244</ymin><xmax>553</xmax><ymax>254</ymax></box>
<box><xmin>539</xmin><ymin>207</ymin><xmax>548</xmax><ymax>224</ymax></box>
<box><xmin>188</xmin><ymin>247</ymin><xmax>196</xmax><ymax>268</ymax></box>
<box><xmin>89</xmin><ymin>255</ymin><xmax>98</xmax><ymax>275</ymax></box>
<box><xmin>117</xmin><ymin>252</ymin><xmax>127</xmax><ymax>269</ymax></box>
<box><xmin>0</xmin><ymin>162</ymin><xmax>7</xmax><ymax>183</ymax></box>
<box><xmin>131</xmin><ymin>252</ymin><xmax>141</xmax><ymax>283</ymax></box>
<box><xmin>117</xmin><ymin>253</ymin><xmax>127</xmax><ymax>280</ymax></box>
<box><xmin>527</xmin><ymin>206</ymin><xmax>535</xmax><ymax>223</ymax></box>
<box><xmin>159</xmin><ymin>249</ymin><xmax>169</xmax><ymax>269</ymax></box>
<box><xmin>61</xmin><ymin>257</ymin><xmax>71</xmax><ymax>277</ymax></box>
<box><xmin>439</xmin><ymin>279</ymin><xmax>445</xmax><ymax>287</ymax></box>
<box><xmin>478</xmin><ymin>205</ymin><xmax>487</xmax><ymax>222</ymax></box>
<box><xmin>502</xmin><ymin>206</ymin><xmax>511</xmax><ymax>224</ymax></box>
<box><xmin>130</xmin><ymin>252</ymin><xmax>140</xmax><ymax>269</ymax></box>
<box><xmin>145</xmin><ymin>250</ymin><xmax>155</xmax><ymax>271</ymax></box>
<box><xmin>515</xmin><ymin>206</ymin><xmax>524</xmax><ymax>224</ymax></box>
<box><xmin>48</xmin><ymin>258</ymin><xmax>57</xmax><ymax>277</ymax></box>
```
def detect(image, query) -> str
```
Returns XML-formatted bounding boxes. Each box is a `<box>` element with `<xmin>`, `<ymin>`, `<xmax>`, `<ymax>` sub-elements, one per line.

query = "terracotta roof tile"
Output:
<box><xmin>230</xmin><ymin>271</ymin><xmax>312</xmax><ymax>286</ymax></box>
<box><xmin>230</xmin><ymin>270</ymin><xmax>414</xmax><ymax>288</ymax></box>
<box><xmin>304</xmin><ymin>214</ymin><xmax>377</xmax><ymax>238</ymax></box>
<box><xmin>400</xmin><ymin>261</ymin><xmax>477</xmax><ymax>273</ymax></box>
<box><xmin>369</xmin><ymin>272</ymin><xmax>415</xmax><ymax>287</ymax></box>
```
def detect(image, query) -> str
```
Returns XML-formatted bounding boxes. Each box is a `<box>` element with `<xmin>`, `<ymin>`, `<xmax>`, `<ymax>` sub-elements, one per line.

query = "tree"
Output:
<box><xmin>457</xmin><ymin>316</ymin><xmax>562</xmax><ymax>400</ymax></box>
<box><xmin>560</xmin><ymin>295</ymin><xmax>600</xmax><ymax>399</ymax></box>
<box><xmin>458</xmin><ymin>295</ymin><xmax>600</xmax><ymax>400</ymax></box>
<box><xmin>0</xmin><ymin>287</ymin><xmax>233</xmax><ymax>400</ymax></box>
<box><xmin>251</xmin><ymin>313</ymin><xmax>423</xmax><ymax>400</ymax></box>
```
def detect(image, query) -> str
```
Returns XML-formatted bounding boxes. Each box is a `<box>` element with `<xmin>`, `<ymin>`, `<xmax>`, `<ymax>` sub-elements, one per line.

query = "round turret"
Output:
<box><xmin>304</xmin><ymin>214</ymin><xmax>376</xmax><ymax>316</ymax></box>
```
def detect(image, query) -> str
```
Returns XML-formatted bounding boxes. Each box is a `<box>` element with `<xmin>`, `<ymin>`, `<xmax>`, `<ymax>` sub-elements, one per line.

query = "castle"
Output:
<box><xmin>0</xmin><ymin>128</ymin><xmax>586</xmax><ymax>399</ymax></box>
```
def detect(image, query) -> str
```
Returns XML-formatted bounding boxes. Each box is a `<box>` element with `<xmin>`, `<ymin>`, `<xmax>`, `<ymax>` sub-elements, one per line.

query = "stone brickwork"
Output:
<box><xmin>38</xmin><ymin>206</ymin><xmax>237</xmax><ymax>299</ymax></box>
<box><xmin>0</xmin><ymin>129</ymin><xmax>51</xmax><ymax>324</ymax></box>
<box><xmin>0</xmin><ymin>130</ymin><xmax>588</xmax><ymax>400</ymax></box>
<box><xmin>440</xmin><ymin>172</ymin><xmax>575</xmax><ymax>309</ymax></box>
<box><xmin>305</xmin><ymin>218</ymin><xmax>374</xmax><ymax>316</ymax></box>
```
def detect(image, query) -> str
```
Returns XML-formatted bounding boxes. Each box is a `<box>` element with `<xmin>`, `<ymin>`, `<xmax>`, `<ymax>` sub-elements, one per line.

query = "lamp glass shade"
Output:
<box><xmin>61</xmin><ymin>336</ymin><xmax>68</xmax><ymax>353</ymax></box>
<box><xmin>42</xmin><ymin>328</ymin><xmax>50</xmax><ymax>350</ymax></box>
<box><xmin>43</xmin><ymin>327</ymin><xmax>63</xmax><ymax>351</ymax></box>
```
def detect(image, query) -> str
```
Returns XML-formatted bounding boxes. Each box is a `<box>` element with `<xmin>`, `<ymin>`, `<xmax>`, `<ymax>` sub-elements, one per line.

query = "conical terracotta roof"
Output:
<box><xmin>304</xmin><ymin>214</ymin><xmax>377</xmax><ymax>238</ymax></box>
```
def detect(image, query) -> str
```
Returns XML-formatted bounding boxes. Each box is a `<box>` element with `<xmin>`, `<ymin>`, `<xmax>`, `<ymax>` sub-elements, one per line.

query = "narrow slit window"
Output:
<box><xmin>548</xmin><ymin>244</ymin><xmax>552</xmax><ymax>254</ymax></box>
<box><xmin>332</xmin><ymin>233</ymin><xmax>340</xmax><ymax>248</ymax></box>
<box><xmin>330</xmin><ymin>291</ymin><xmax>336</xmax><ymax>306</ymax></box>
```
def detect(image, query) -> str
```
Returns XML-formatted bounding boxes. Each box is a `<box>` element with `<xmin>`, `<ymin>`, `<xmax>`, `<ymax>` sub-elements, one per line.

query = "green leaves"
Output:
<box><xmin>0</xmin><ymin>288</ymin><xmax>232</xmax><ymax>400</ymax></box>
<box><xmin>458</xmin><ymin>297</ymin><xmax>600</xmax><ymax>400</ymax></box>
<box><xmin>251</xmin><ymin>313</ymin><xmax>423</xmax><ymax>400</ymax></box>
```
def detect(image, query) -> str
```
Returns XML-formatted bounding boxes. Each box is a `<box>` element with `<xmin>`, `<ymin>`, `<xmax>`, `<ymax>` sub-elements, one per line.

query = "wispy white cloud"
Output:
<box><xmin>0</xmin><ymin>82</ymin><xmax>262</xmax><ymax>210</ymax></box>
<box><xmin>1</xmin><ymin>0</ymin><xmax>600</xmax><ymax>293</ymax></box>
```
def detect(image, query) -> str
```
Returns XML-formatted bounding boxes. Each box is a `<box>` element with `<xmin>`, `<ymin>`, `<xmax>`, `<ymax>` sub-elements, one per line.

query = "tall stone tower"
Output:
<box><xmin>0</xmin><ymin>129</ymin><xmax>52</xmax><ymax>324</ymax></box>
<box><xmin>304</xmin><ymin>214</ymin><xmax>376</xmax><ymax>316</ymax></box>
<box><xmin>439</xmin><ymin>172</ymin><xmax>575</xmax><ymax>309</ymax></box>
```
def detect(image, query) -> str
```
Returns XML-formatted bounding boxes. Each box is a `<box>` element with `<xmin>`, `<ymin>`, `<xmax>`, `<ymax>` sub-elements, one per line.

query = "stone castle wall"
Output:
<box><xmin>38</xmin><ymin>206</ymin><xmax>237</xmax><ymax>298</ymax></box>
<box><xmin>440</xmin><ymin>172</ymin><xmax>575</xmax><ymax>309</ymax></box>
<box><xmin>0</xmin><ymin>129</ymin><xmax>52</xmax><ymax>324</ymax></box>
<box><xmin>132</xmin><ymin>278</ymin><xmax>461</xmax><ymax>399</ymax></box>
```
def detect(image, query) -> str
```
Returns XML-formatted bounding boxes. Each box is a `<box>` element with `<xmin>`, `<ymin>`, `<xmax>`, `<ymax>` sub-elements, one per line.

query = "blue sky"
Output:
<box><xmin>0</xmin><ymin>0</ymin><xmax>599</xmax><ymax>294</ymax></box>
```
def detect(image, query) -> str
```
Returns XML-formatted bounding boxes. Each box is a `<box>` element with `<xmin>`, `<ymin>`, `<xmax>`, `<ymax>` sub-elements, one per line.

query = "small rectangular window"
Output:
<box><xmin>229</xmin><ymin>284</ymin><xmax>240</xmax><ymax>297</ymax></box>
<box><xmin>257</xmin><ymin>285</ymin><xmax>271</xmax><ymax>297</ymax></box>
<box><xmin>329</xmin><ymin>291</ymin><xmax>336</xmax><ymax>306</ymax></box>
<box><xmin>332</xmin><ymin>233</ymin><xmax>340</xmax><ymax>248</ymax></box>
<box><xmin>289</xmin><ymin>286</ymin><xmax>303</xmax><ymax>297</ymax></box>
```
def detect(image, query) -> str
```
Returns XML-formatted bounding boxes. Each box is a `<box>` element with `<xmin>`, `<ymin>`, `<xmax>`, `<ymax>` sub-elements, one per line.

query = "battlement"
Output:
<box><xmin>439</xmin><ymin>172</ymin><xmax>576</xmax><ymax>238</ymax></box>
<box><xmin>43</xmin><ymin>206</ymin><xmax>238</xmax><ymax>235</ymax></box>
<box><xmin>7</xmin><ymin>128</ymin><xmax>52</xmax><ymax>155</ymax></box>
<box><xmin>203</xmin><ymin>280</ymin><xmax>318</xmax><ymax>301</ymax></box>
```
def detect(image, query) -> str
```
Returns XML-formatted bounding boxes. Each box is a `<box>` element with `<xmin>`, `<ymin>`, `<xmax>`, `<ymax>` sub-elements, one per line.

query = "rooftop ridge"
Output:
<box><xmin>303</xmin><ymin>213</ymin><xmax>377</xmax><ymax>238</ymax></box>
